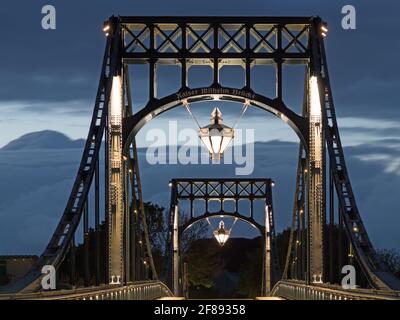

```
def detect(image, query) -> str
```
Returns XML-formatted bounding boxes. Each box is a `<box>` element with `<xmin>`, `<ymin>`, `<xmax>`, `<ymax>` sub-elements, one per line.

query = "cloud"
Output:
<box><xmin>1</xmin><ymin>135</ymin><xmax>400</xmax><ymax>255</ymax></box>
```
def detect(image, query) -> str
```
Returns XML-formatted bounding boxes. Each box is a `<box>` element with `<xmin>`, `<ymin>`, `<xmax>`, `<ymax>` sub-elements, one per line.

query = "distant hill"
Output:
<box><xmin>1</xmin><ymin>130</ymin><xmax>85</xmax><ymax>151</ymax></box>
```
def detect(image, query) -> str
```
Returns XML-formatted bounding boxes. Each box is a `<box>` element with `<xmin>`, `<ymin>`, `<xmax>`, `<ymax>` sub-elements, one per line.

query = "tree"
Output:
<box><xmin>377</xmin><ymin>249</ymin><xmax>400</xmax><ymax>278</ymax></box>
<box><xmin>143</xmin><ymin>202</ymin><xmax>208</xmax><ymax>278</ymax></box>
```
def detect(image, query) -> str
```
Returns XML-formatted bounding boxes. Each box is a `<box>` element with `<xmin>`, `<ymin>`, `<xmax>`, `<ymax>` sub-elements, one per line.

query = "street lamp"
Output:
<box><xmin>199</xmin><ymin>107</ymin><xmax>234</xmax><ymax>160</ymax></box>
<box><xmin>213</xmin><ymin>221</ymin><xmax>230</xmax><ymax>246</ymax></box>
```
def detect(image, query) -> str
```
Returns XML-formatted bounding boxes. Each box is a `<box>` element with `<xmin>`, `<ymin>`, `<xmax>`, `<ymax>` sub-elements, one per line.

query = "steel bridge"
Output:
<box><xmin>1</xmin><ymin>15</ymin><xmax>400</xmax><ymax>300</ymax></box>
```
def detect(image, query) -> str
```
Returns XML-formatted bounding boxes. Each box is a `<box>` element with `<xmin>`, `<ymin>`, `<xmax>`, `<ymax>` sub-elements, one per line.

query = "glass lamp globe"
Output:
<box><xmin>213</xmin><ymin>220</ymin><xmax>230</xmax><ymax>246</ymax></box>
<box><xmin>199</xmin><ymin>107</ymin><xmax>234</xmax><ymax>160</ymax></box>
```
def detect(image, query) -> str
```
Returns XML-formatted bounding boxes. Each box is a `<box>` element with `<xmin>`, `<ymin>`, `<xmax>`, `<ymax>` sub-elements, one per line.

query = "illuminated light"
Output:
<box><xmin>168</xmin><ymin>182</ymin><xmax>173</xmax><ymax>187</ymax></box>
<box><xmin>213</xmin><ymin>95</ymin><xmax>220</xmax><ymax>101</ymax></box>
<box><xmin>321</xmin><ymin>32</ymin><xmax>327</xmax><ymax>38</ymax></box>
<box><xmin>111</xmin><ymin>76</ymin><xmax>123</xmax><ymax>118</ymax></box>
<box><xmin>213</xmin><ymin>221</ymin><xmax>230</xmax><ymax>246</ymax></box>
<box><xmin>199</xmin><ymin>107</ymin><xmax>234</xmax><ymax>160</ymax></box>
<box><xmin>103</xmin><ymin>23</ymin><xmax>111</xmax><ymax>37</ymax></box>
<box><xmin>139</xmin><ymin>240</ymin><xmax>143</xmax><ymax>245</ymax></box>
<box><xmin>304</xmin><ymin>168</ymin><xmax>308</xmax><ymax>173</ymax></box>
<box><xmin>271</xmin><ymin>181</ymin><xmax>276</xmax><ymax>187</ymax></box>
<box><xmin>128</xmin><ymin>168</ymin><xmax>133</xmax><ymax>173</ymax></box>
<box><xmin>123</xmin><ymin>155</ymin><xmax>128</xmax><ymax>161</ymax></box>
<box><xmin>321</xmin><ymin>25</ymin><xmax>328</xmax><ymax>33</ymax></box>
<box><xmin>310</xmin><ymin>76</ymin><xmax>322</xmax><ymax>117</ymax></box>
<box><xmin>296</xmin><ymin>240</ymin><xmax>300</xmax><ymax>245</ymax></box>
<box><xmin>352</xmin><ymin>226</ymin><xmax>359</xmax><ymax>233</ymax></box>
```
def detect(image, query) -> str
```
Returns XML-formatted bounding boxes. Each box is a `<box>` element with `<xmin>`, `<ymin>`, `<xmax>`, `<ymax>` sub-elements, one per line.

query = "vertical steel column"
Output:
<box><xmin>329</xmin><ymin>168</ymin><xmax>334</xmax><ymax>283</ymax></box>
<box><xmin>263</xmin><ymin>204</ymin><xmax>272</xmax><ymax>294</ymax></box>
<box><xmin>213</xmin><ymin>23</ymin><xmax>219</xmax><ymax>86</ymax></box>
<box><xmin>95</xmin><ymin>158</ymin><xmax>100</xmax><ymax>285</ymax></box>
<box><xmin>105</xmin><ymin>121</ymin><xmax>109</xmax><ymax>285</ymax></box>
<box><xmin>123</xmin><ymin>162</ymin><xmax>129</xmax><ymax>285</ymax></box>
<box><xmin>124</xmin><ymin>69</ymin><xmax>138</xmax><ymax>283</ymax></box>
<box><xmin>173</xmin><ymin>205</ymin><xmax>180</xmax><ymax>296</ymax></box>
<box><xmin>70</xmin><ymin>236</ymin><xmax>76</xmax><ymax>287</ymax></box>
<box><xmin>181</xmin><ymin>23</ymin><xmax>188</xmax><ymax>90</ymax></box>
<box><xmin>83</xmin><ymin>201</ymin><xmax>90</xmax><ymax>286</ymax></box>
<box><xmin>307</xmin><ymin>73</ymin><xmax>325</xmax><ymax>283</ymax></box>
<box><xmin>307</xmin><ymin>20</ymin><xmax>326</xmax><ymax>283</ymax></box>
<box><xmin>108</xmin><ymin>73</ymin><xmax>125</xmax><ymax>284</ymax></box>
<box><xmin>149</xmin><ymin>23</ymin><xmax>157</xmax><ymax>100</ymax></box>
<box><xmin>275</xmin><ymin>25</ymin><xmax>283</xmax><ymax>101</ymax></box>
<box><xmin>131</xmin><ymin>206</ymin><xmax>137</xmax><ymax>281</ymax></box>
<box><xmin>245</xmin><ymin>24</ymin><xmax>251</xmax><ymax>90</ymax></box>
<box><xmin>338</xmin><ymin>204</ymin><xmax>343</xmax><ymax>271</ymax></box>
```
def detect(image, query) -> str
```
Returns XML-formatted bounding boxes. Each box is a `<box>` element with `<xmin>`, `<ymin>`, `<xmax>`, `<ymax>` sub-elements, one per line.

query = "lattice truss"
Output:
<box><xmin>174</xmin><ymin>179</ymin><xmax>272</xmax><ymax>220</ymax></box>
<box><xmin>122</xmin><ymin>19</ymin><xmax>309</xmax><ymax>65</ymax></box>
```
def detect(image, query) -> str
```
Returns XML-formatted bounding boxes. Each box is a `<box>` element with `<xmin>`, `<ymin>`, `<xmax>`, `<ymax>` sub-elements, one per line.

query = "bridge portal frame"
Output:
<box><xmin>168</xmin><ymin>178</ymin><xmax>280</xmax><ymax>297</ymax></box>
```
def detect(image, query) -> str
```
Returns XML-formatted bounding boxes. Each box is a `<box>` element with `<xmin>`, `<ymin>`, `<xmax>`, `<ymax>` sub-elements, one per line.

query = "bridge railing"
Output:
<box><xmin>0</xmin><ymin>281</ymin><xmax>173</xmax><ymax>300</ymax></box>
<box><xmin>271</xmin><ymin>280</ymin><xmax>400</xmax><ymax>300</ymax></box>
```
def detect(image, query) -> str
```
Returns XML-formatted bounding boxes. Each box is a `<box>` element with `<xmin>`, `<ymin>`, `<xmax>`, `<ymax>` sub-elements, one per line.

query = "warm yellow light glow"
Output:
<box><xmin>111</xmin><ymin>76</ymin><xmax>123</xmax><ymax>119</ymax></box>
<box><xmin>213</xmin><ymin>221</ymin><xmax>230</xmax><ymax>246</ymax></box>
<box><xmin>199</xmin><ymin>107</ymin><xmax>234</xmax><ymax>159</ymax></box>
<box><xmin>103</xmin><ymin>25</ymin><xmax>110</xmax><ymax>32</ymax></box>
<box><xmin>310</xmin><ymin>76</ymin><xmax>322</xmax><ymax>117</ymax></box>
<box><xmin>321</xmin><ymin>25</ymin><xmax>328</xmax><ymax>33</ymax></box>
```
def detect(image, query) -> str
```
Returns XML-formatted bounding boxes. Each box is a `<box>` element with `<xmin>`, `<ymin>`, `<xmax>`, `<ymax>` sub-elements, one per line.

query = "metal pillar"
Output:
<box><xmin>173</xmin><ymin>205</ymin><xmax>180</xmax><ymax>296</ymax></box>
<box><xmin>108</xmin><ymin>74</ymin><xmax>125</xmax><ymax>284</ymax></box>
<box><xmin>307</xmin><ymin>74</ymin><xmax>325</xmax><ymax>283</ymax></box>
<box><xmin>263</xmin><ymin>204</ymin><xmax>272</xmax><ymax>294</ymax></box>
<box><xmin>95</xmin><ymin>158</ymin><xmax>100</xmax><ymax>285</ymax></box>
<box><xmin>329</xmin><ymin>168</ymin><xmax>334</xmax><ymax>283</ymax></box>
<box><xmin>70</xmin><ymin>236</ymin><xmax>76</xmax><ymax>287</ymax></box>
<box><xmin>83</xmin><ymin>201</ymin><xmax>90</xmax><ymax>286</ymax></box>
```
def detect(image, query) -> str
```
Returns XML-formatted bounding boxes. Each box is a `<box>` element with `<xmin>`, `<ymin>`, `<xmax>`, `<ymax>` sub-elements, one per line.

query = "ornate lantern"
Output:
<box><xmin>213</xmin><ymin>221</ymin><xmax>231</xmax><ymax>246</ymax></box>
<box><xmin>199</xmin><ymin>107</ymin><xmax>234</xmax><ymax>160</ymax></box>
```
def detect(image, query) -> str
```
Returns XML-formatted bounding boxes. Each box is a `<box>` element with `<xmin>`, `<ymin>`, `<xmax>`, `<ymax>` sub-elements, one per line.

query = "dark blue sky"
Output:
<box><xmin>0</xmin><ymin>1</ymin><xmax>399</xmax><ymax>145</ymax></box>
<box><xmin>0</xmin><ymin>1</ymin><xmax>400</xmax><ymax>254</ymax></box>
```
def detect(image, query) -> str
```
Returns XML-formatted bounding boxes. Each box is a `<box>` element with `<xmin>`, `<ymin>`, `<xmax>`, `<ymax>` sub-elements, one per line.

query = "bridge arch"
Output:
<box><xmin>180</xmin><ymin>211</ymin><xmax>264</xmax><ymax>236</ymax></box>
<box><xmin>122</xmin><ymin>86</ymin><xmax>309</xmax><ymax>154</ymax></box>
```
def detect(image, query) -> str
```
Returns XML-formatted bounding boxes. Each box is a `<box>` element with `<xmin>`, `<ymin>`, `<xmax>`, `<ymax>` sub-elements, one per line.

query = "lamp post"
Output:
<box><xmin>199</xmin><ymin>107</ymin><xmax>234</xmax><ymax>160</ymax></box>
<box><xmin>213</xmin><ymin>221</ymin><xmax>231</xmax><ymax>246</ymax></box>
